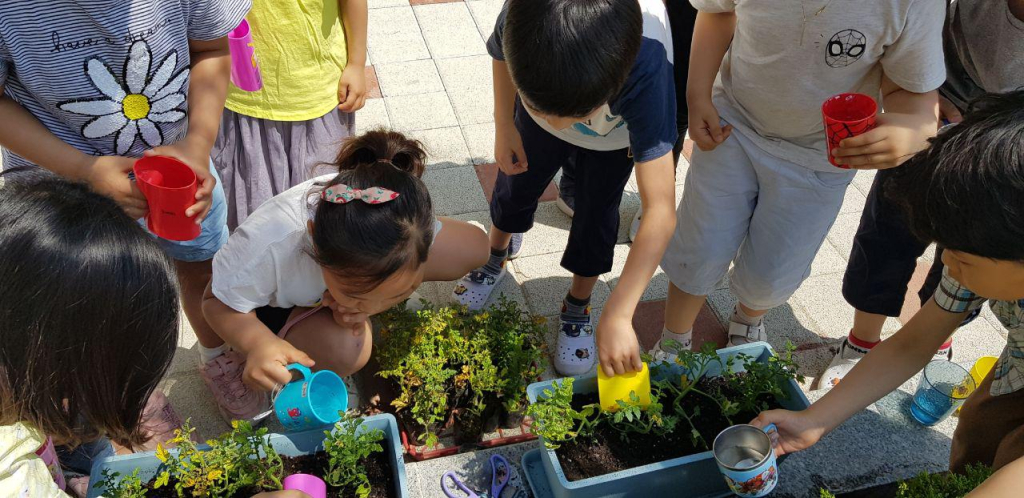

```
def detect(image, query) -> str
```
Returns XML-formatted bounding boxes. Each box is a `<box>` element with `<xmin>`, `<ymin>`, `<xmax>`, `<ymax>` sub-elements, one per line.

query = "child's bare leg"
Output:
<box><xmin>570</xmin><ymin>274</ymin><xmax>599</xmax><ymax>300</ymax></box>
<box><xmin>736</xmin><ymin>302</ymin><xmax>768</xmax><ymax>322</ymax></box>
<box><xmin>665</xmin><ymin>282</ymin><xmax>706</xmax><ymax>334</ymax></box>
<box><xmin>424</xmin><ymin>218</ymin><xmax>489</xmax><ymax>281</ymax></box>
<box><xmin>284</xmin><ymin>308</ymin><xmax>372</xmax><ymax>377</ymax></box>
<box><xmin>490</xmin><ymin>226</ymin><xmax>514</xmax><ymax>251</ymax></box>
<box><xmin>851</xmin><ymin>310</ymin><xmax>887</xmax><ymax>343</ymax></box>
<box><xmin>176</xmin><ymin>259</ymin><xmax>224</xmax><ymax>348</ymax></box>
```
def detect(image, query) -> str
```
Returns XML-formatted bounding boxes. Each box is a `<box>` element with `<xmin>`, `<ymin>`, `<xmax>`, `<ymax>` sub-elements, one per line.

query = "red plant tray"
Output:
<box><xmin>400</xmin><ymin>418</ymin><xmax>537</xmax><ymax>461</ymax></box>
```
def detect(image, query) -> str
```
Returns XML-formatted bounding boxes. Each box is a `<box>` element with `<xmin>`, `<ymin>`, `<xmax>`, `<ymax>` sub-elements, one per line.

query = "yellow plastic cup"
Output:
<box><xmin>597</xmin><ymin>363</ymin><xmax>652</xmax><ymax>412</ymax></box>
<box><xmin>956</xmin><ymin>356</ymin><xmax>997</xmax><ymax>415</ymax></box>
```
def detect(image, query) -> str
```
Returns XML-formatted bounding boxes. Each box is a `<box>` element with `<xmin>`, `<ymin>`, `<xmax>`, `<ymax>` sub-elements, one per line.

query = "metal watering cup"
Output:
<box><xmin>712</xmin><ymin>424</ymin><xmax>779</xmax><ymax>497</ymax></box>
<box><xmin>273</xmin><ymin>363</ymin><xmax>348</xmax><ymax>432</ymax></box>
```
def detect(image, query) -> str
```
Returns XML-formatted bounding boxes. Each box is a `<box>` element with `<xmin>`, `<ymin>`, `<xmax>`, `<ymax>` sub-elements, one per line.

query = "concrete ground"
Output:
<box><xmin>0</xmin><ymin>0</ymin><xmax>1009</xmax><ymax>495</ymax></box>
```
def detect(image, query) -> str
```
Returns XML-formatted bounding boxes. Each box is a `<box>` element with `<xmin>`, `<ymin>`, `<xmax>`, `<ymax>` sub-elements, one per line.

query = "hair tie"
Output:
<box><xmin>321</xmin><ymin>184</ymin><xmax>400</xmax><ymax>205</ymax></box>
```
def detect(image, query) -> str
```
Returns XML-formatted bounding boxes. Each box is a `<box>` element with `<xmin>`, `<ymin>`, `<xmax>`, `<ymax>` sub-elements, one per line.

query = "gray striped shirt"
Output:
<box><xmin>0</xmin><ymin>0</ymin><xmax>251</xmax><ymax>169</ymax></box>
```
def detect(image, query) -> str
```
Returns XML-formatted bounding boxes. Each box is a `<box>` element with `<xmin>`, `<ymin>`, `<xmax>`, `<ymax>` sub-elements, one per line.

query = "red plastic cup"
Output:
<box><xmin>283</xmin><ymin>474</ymin><xmax>327</xmax><ymax>498</ymax></box>
<box><xmin>133</xmin><ymin>156</ymin><xmax>201</xmax><ymax>241</ymax></box>
<box><xmin>822</xmin><ymin>93</ymin><xmax>878</xmax><ymax>168</ymax></box>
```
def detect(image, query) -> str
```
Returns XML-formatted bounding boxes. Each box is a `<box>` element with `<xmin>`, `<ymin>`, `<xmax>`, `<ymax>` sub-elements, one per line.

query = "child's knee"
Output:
<box><xmin>315</xmin><ymin>326</ymin><xmax>373</xmax><ymax>377</ymax></box>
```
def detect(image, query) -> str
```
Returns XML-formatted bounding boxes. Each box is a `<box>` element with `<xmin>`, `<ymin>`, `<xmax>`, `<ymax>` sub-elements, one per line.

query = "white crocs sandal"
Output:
<box><xmin>452</xmin><ymin>267</ymin><xmax>507</xmax><ymax>311</ymax></box>
<box><xmin>651</xmin><ymin>330</ymin><xmax>692</xmax><ymax>363</ymax></box>
<box><xmin>819</xmin><ymin>340</ymin><xmax>867</xmax><ymax>389</ymax></box>
<box><xmin>554</xmin><ymin>321</ymin><xmax>596</xmax><ymax>376</ymax></box>
<box><xmin>726</xmin><ymin>320</ymin><xmax>767</xmax><ymax>347</ymax></box>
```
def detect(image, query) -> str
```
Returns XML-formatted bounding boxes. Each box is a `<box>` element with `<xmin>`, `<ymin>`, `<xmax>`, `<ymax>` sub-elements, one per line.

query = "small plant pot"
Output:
<box><xmin>523</xmin><ymin>342</ymin><xmax>810</xmax><ymax>498</ymax></box>
<box><xmin>86</xmin><ymin>414</ymin><xmax>410</xmax><ymax>498</ymax></box>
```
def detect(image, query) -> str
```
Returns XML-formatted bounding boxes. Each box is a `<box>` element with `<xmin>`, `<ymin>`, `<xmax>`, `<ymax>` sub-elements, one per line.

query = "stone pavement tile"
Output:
<box><xmin>368</xmin><ymin>0</ymin><xmax>408</xmax><ymax>9</ymax></box>
<box><xmin>839</xmin><ymin>181</ymin><xmax>868</xmax><ymax>215</ymax></box>
<box><xmin>850</xmin><ymin>168</ymin><xmax>877</xmax><ymax>196</ymax></box>
<box><xmin>373</xmin><ymin>59</ymin><xmax>443</xmax><ymax>97</ymax></box>
<box><xmin>825</xmin><ymin>211</ymin><xmax>863</xmax><ymax>262</ymax></box>
<box><xmin>436</xmin><ymin>55</ymin><xmax>494</xmax><ymax>125</ymax></box>
<box><xmin>462</xmin><ymin>122</ymin><xmax>495</xmax><ymax>164</ymax></box>
<box><xmin>467</xmin><ymin>0</ymin><xmax>503</xmax><ymax>40</ymax></box>
<box><xmin>160</xmin><ymin>371</ymin><xmax>231</xmax><ymax>441</ymax></box>
<box><xmin>414</xmin><ymin>3</ymin><xmax>488</xmax><ymax>59</ymax></box>
<box><xmin>169</xmin><ymin>316</ymin><xmax>199</xmax><ymax>375</ymax></box>
<box><xmin>474</xmin><ymin>162</ymin><xmax>557</xmax><ymax>203</ymax></box>
<box><xmin>982</xmin><ymin>306</ymin><xmax>1008</xmax><ymax>339</ymax></box>
<box><xmin>422</xmin><ymin>165</ymin><xmax>489</xmax><ymax>215</ymax></box>
<box><xmin>355</xmin><ymin>96</ymin><xmax>391</xmax><ymax>133</ymax></box>
<box><xmin>385</xmin><ymin>91</ymin><xmax>458</xmax><ymax>131</ymax></box>
<box><xmin>809</xmin><ymin>236</ymin><xmax>847</xmax><ymax>277</ymax></box>
<box><xmin>410</xmin><ymin>0</ymin><xmax>460</xmax><ymax>5</ymax></box>
<box><xmin>365</xmin><ymin>65</ymin><xmax>382</xmax><ymax>99</ymax></box>
<box><xmin>631</xmin><ymin>299</ymin><xmax>727</xmax><ymax>352</ymax></box>
<box><xmin>603</xmin><ymin>244</ymin><xmax>669</xmax><ymax>303</ymax></box>
<box><xmin>793</xmin><ymin>343</ymin><xmax>843</xmax><ymax>391</ymax></box>
<box><xmin>367</xmin><ymin>7</ymin><xmax>430</xmax><ymax>64</ymax></box>
<box><xmin>408</xmin><ymin>127</ymin><xmax>473</xmax><ymax>169</ymax></box>
<box><xmin>513</xmin><ymin>252</ymin><xmax>612</xmax><ymax>317</ymax></box>
<box><xmin>406</xmin><ymin>441</ymin><xmax>536</xmax><ymax>498</ymax></box>
<box><xmin>789</xmin><ymin>273</ymin><xmax>903</xmax><ymax>341</ymax></box>
<box><xmin>950</xmin><ymin>316</ymin><xmax>1005</xmax><ymax>364</ymax></box>
<box><xmin>455</xmin><ymin>202</ymin><xmax>572</xmax><ymax>260</ymax></box>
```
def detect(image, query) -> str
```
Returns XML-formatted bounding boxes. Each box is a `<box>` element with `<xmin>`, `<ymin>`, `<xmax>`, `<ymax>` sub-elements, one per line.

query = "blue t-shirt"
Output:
<box><xmin>486</xmin><ymin>0</ymin><xmax>677</xmax><ymax>164</ymax></box>
<box><xmin>0</xmin><ymin>0</ymin><xmax>251</xmax><ymax>169</ymax></box>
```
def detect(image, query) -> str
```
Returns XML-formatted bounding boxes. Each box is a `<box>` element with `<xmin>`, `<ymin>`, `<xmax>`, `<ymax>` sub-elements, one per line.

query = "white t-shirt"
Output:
<box><xmin>0</xmin><ymin>424</ymin><xmax>65</xmax><ymax>498</ymax></box>
<box><xmin>691</xmin><ymin>0</ymin><xmax>946</xmax><ymax>172</ymax></box>
<box><xmin>212</xmin><ymin>176</ymin><xmax>441</xmax><ymax>313</ymax></box>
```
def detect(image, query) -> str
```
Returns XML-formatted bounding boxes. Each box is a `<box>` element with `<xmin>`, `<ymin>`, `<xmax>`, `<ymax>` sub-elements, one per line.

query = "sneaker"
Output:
<box><xmin>134</xmin><ymin>391</ymin><xmax>186</xmax><ymax>451</ymax></box>
<box><xmin>628</xmin><ymin>208</ymin><xmax>642</xmax><ymax>242</ymax></box>
<box><xmin>554</xmin><ymin>314</ymin><xmax>597</xmax><ymax>376</ymax></box>
<box><xmin>651</xmin><ymin>330</ymin><xmax>693</xmax><ymax>363</ymax></box>
<box><xmin>726</xmin><ymin>319</ymin><xmax>767</xmax><ymax>347</ymax></box>
<box><xmin>508</xmin><ymin>232</ymin><xmax>524</xmax><ymax>261</ymax></box>
<box><xmin>452</xmin><ymin>266</ymin><xmax>507</xmax><ymax>311</ymax></box>
<box><xmin>556</xmin><ymin>169</ymin><xmax>576</xmax><ymax>218</ymax></box>
<box><xmin>200</xmin><ymin>350</ymin><xmax>271</xmax><ymax>425</ymax></box>
<box><xmin>819</xmin><ymin>339</ymin><xmax>870</xmax><ymax>389</ymax></box>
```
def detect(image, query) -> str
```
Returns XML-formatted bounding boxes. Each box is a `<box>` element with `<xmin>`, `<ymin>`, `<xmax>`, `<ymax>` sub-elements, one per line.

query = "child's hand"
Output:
<box><xmin>494</xmin><ymin>121</ymin><xmax>529</xmax><ymax>175</ymax></box>
<box><xmin>831</xmin><ymin>113</ymin><xmax>934</xmax><ymax>170</ymax></box>
<box><xmin>321</xmin><ymin>290</ymin><xmax>369</xmax><ymax>334</ymax></box>
<box><xmin>596</xmin><ymin>314</ymin><xmax>643</xmax><ymax>377</ymax></box>
<box><xmin>244</xmin><ymin>336</ymin><xmax>315</xmax><ymax>392</ymax></box>
<box><xmin>938</xmin><ymin>95</ymin><xmax>963</xmax><ymax>124</ymax></box>
<box><xmin>750</xmin><ymin>409</ymin><xmax>827</xmax><ymax>457</ymax></box>
<box><xmin>687</xmin><ymin>98</ymin><xmax>733</xmax><ymax>152</ymax></box>
<box><xmin>84</xmin><ymin>155</ymin><xmax>149</xmax><ymax>219</ymax></box>
<box><xmin>144</xmin><ymin>138</ymin><xmax>215</xmax><ymax>222</ymax></box>
<box><xmin>337</xmin><ymin>64</ymin><xmax>367</xmax><ymax>112</ymax></box>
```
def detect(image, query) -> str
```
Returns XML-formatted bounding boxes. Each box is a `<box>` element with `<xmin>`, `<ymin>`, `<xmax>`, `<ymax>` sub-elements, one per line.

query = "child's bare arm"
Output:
<box><xmin>0</xmin><ymin>86</ymin><xmax>148</xmax><ymax>218</ymax></box>
<box><xmin>832</xmin><ymin>74</ymin><xmax>938</xmax><ymax>169</ymax></box>
<box><xmin>201</xmin><ymin>284</ymin><xmax>314</xmax><ymax>391</ymax></box>
<box><xmin>337</xmin><ymin>0</ymin><xmax>368</xmax><ymax>112</ymax></box>
<box><xmin>966</xmin><ymin>455</ymin><xmax>1024</xmax><ymax>498</ymax></box>
<box><xmin>145</xmin><ymin>37</ymin><xmax>231</xmax><ymax>222</ymax></box>
<box><xmin>492</xmin><ymin>59</ymin><xmax>528</xmax><ymax>175</ymax></box>
<box><xmin>596</xmin><ymin>152</ymin><xmax>676</xmax><ymax>376</ymax></box>
<box><xmin>686</xmin><ymin>11</ymin><xmax>735</xmax><ymax>151</ymax></box>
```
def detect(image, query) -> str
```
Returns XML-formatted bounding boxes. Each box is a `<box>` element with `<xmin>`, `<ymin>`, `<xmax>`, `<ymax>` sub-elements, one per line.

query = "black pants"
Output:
<box><xmin>667</xmin><ymin>0</ymin><xmax>697</xmax><ymax>155</ymax></box>
<box><xmin>491</xmin><ymin>99</ymin><xmax>634</xmax><ymax>277</ymax></box>
<box><xmin>842</xmin><ymin>170</ymin><xmax>945</xmax><ymax>316</ymax></box>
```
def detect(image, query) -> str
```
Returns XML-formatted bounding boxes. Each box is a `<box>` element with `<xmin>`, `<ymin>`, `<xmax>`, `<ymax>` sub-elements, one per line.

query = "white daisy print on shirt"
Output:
<box><xmin>59</xmin><ymin>41</ymin><xmax>188</xmax><ymax>155</ymax></box>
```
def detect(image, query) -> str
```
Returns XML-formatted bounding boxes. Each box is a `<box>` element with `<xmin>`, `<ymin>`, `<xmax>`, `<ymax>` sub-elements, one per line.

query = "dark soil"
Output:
<box><xmin>553</xmin><ymin>377</ymin><xmax>780</xmax><ymax>482</ymax></box>
<box><xmin>140</xmin><ymin>451</ymin><xmax>397</xmax><ymax>498</ymax></box>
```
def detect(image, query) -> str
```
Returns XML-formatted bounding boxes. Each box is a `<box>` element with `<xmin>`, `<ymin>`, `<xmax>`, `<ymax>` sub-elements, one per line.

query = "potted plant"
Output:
<box><xmin>374</xmin><ymin>296</ymin><xmax>546</xmax><ymax>459</ymax></box>
<box><xmin>87</xmin><ymin>414</ymin><xmax>409</xmax><ymax>498</ymax></box>
<box><xmin>521</xmin><ymin>342</ymin><xmax>810</xmax><ymax>498</ymax></box>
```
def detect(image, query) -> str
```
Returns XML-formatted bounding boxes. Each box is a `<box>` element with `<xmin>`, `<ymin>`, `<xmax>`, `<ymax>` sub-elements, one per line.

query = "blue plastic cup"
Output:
<box><xmin>274</xmin><ymin>363</ymin><xmax>348</xmax><ymax>432</ymax></box>
<box><xmin>910</xmin><ymin>360</ymin><xmax>975</xmax><ymax>426</ymax></box>
<box><xmin>713</xmin><ymin>424</ymin><xmax>779</xmax><ymax>497</ymax></box>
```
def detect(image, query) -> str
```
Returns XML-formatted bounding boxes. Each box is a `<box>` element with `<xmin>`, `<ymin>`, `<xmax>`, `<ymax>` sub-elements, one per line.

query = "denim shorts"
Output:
<box><xmin>57</xmin><ymin>438</ymin><xmax>115</xmax><ymax>476</ymax></box>
<box><xmin>140</xmin><ymin>160</ymin><xmax>229</xmax><ymax>262</ymax></box>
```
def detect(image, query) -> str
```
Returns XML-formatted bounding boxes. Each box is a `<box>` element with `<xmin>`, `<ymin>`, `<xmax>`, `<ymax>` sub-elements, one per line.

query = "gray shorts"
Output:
<box><xmin>661</xmin><ymin>127</ymin><xmax>853</xmax><ymax>310</ymax></box>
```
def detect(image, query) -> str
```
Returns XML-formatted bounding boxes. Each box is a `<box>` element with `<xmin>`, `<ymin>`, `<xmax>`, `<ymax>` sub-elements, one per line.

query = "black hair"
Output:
<box><xmin>0</xmin><ymin>169</ymin><xmax>179</xmax><ymax>448</ymax></box>
<box><xmin>886</xmin><ymin>90</ymin><xmax>1024</xmax><ymax>262</ymax></box>
<box><xmin>502</xmin><ymin>0</ymin><xmax>643</xmax><ymax>118</ymax></box>
<box><xmin>310</xmin><ymin>129</ymin><xmax>434</xmax><ymax>292</ymax></box>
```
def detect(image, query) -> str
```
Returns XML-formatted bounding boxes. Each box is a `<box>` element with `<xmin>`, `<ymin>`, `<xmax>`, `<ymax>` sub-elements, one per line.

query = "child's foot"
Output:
<box><xmin>651</xmin><ymin>327</ymin><xmax>692</xmax><ymax>363</ymax></box>
<box><xmin>452</xmin><ymin>245</ymin><xmax>509</xmax><ymax>311</ymax></box>
<box><xmin>726</xmin><ymin>307</ymin><xmax>767</xmax><ymax>347</ymax></box>
<box><xmin>821</xmin><ymin>335</ymin><xmax>953</xmax><ymax>388</ymax></box>
<box><xmin>507</xmin><ymin>232</ymin><xmax>524</xmax><ymax>260</ymax></box>
<box><xmin>556</xmin><ymin>171</ymin><xmax>576</xmax><ymax>218</ymax></box>
<box><xmin>135</xmin><ymin>391</ymin><xmax>185</xmax><ymax>451</ymax></box>
<box><xmin>200</xmin><ymin>350</ymin><xmax>271</xmax><ymax>424</ymax></box>
<box><xmin>554</xmin><ymin>295</ymin><xmax>596</xmax><ymax>376</ymax></box>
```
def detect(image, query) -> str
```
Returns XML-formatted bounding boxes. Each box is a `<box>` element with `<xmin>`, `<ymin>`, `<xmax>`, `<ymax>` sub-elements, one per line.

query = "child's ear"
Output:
<box><xmin>307</xmin><ymin>220</ymin><xmax>314</xmax><ymax>236</ymax></box>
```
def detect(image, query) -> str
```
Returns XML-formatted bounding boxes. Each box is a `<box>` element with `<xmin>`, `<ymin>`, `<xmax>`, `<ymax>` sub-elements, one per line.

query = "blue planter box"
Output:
<box><xmin>87</xmin><ymin>413</ymin><xmax>409</xmax><ymax>498</ymax></box>
<box><xmin>525</xmin><ymin>342</ymin><xmax>810</xmax><ymax>498</ymax></box>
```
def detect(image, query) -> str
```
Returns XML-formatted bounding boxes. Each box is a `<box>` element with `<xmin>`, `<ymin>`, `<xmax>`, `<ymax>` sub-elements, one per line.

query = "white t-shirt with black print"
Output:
<box><xmin>0</xmin><ymin>0</ymin><xmax>251</xmax><ymax>169</ymax></box>
<box><xmin>690</xmin><ymin>0</ymin><xmax>946</xmax><ymax>172</ymax></box>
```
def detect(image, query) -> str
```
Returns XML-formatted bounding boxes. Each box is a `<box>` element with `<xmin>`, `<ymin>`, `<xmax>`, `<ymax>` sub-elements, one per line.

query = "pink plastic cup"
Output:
<box><xmin>822</xmin><ymin>93</ymin><xmax>878</xmax><ymax>168</ymax></box>
<box><xmin>133</xmin><ymin>156</ymin><xmax>201</xmax><ymax>241</ymax></box>
<box><xmin>284</xmin><ymin>474</ymin><xmax>327</xmax><ymax>498</ymax></box>
<box><xmin>35</xmin><ymin>437</ymin><xmax>67</xmax><ymax>490</ymax></box>
<box><xmin>228</xmin><ymin>19</ymin><xmax>263</xmax><ymax>92</ymax></box>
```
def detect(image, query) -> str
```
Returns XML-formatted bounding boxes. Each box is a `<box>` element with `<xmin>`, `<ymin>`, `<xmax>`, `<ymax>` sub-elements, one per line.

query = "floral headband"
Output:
<box><xmin>320</xmin><ymin>184</ymin><xmax>400</xmax><ymax>205</ymax></box>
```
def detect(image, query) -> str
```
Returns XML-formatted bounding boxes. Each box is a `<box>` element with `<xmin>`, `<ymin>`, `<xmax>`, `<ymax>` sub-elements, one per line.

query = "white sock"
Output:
<box><xmin>198</xmin><ymin>343</ymin><xmax>228</xmax><ymax>364</ymax></box>
<box><xmin>732</xmin><ymin>306</ymin><xmax>764</xmax><ymax>326</ymax></box>
<box><xmin>659</xmin><ymin>327</ymin><xmax>692</xmax><ymax>350</ymax></box>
